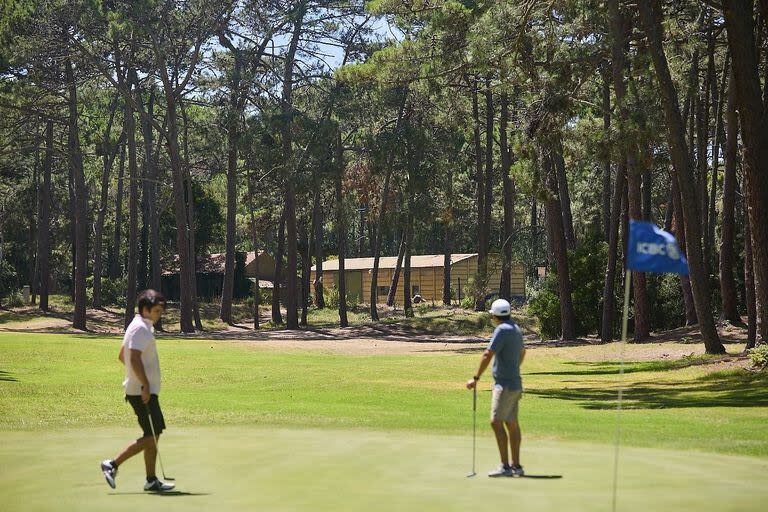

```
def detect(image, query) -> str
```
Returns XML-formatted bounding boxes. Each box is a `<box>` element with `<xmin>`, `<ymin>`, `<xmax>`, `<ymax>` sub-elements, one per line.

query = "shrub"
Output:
<box><xmin>325</xmin><ymin>286</ymin><xmax>359</xmax><ymax>309</ymax></box>
<box><xmin>747</xmin><ymin>345</ymin><xmax>768</xmax><ymax>369</ymax></box>
<box><xmin>101</xmin><ymin>277</ymin><xmax>127</xmax><ymax>306</ymax></box>
<box><xmin>0</xmin><ymin>259</ymin><xmax>18</xmax><ymax>307</ymax></box>
<box><xmin>527</xmin><ymin>236</ymin><xmax>609</xmax><ymax>339</ymax></box>
<box><xmin>459</xmin><ymin>295</ymin><xmax>475</xmax><ymax>310</ymax></box>
<box><xmin>648</xmin><ymin>273</ymin><xmax>685</xmax><ymax>330</ymax></box>
<box><xmin>86</xmin><ymin>276</ymin><xmax>127</xmax><ymax>307</ymax></box>
<box><xmin>5</xmin><ymin>289</ymin><xmax>24</xmax><ymax>308</ymax></box>
<box><xmin>245</xmin><ymin>289</ymin><xmax>273</xmax><ymax>309</ymax></box>
<box><xmin>527</xmin><ymin>288</ymin><xmax>561</xmax><ymax>339</ymax></box>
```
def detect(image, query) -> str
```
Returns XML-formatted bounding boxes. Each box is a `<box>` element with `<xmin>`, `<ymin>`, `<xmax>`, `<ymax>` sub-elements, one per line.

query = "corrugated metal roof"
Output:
<box><xmin>163</xmin><ymin>251</ymin><xmax>268</xmax><ymax>275</ymax></box>
<box><xmin>312</xmin><ymin>253</ymin><xmax>476</xmax><ymax>272</ymax></box>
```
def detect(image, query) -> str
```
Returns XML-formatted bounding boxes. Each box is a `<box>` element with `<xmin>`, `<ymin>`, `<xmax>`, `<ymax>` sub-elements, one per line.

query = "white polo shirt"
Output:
<box><xmin>122</xmin><ymin>314</ymin><xmax>162</xmax><ymax>395</ymax></box>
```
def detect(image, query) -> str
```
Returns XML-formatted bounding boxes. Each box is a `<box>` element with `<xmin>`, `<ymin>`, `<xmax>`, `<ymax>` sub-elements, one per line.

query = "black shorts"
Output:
<box><xmin>126</xmin><ymin>394</ymin><xmax>166</xmax><ymax>439</ymax></box>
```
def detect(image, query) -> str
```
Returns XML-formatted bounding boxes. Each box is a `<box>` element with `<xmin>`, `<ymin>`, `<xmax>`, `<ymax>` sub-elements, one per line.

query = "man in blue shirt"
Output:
<box><xmin>466</xmin><ymin>299</ymin><xmax>526</xmax><ymax>477</ymax></box>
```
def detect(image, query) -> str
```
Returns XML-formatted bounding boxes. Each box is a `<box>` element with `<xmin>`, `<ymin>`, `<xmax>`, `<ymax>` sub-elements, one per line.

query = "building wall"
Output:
<box><xmin>310</xmin><ymin>256</ymin><xmax>525</xmax><ymax>305</ymax></box>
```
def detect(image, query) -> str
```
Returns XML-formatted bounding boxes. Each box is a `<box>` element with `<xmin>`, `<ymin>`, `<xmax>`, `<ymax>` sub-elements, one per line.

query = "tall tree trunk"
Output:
<box><xmin>663</xmin><ymin>185</ymin><xmax>674</xmax><ymax>231</ymax></box>
<box><xmin>745</xmin><ymin>185</ymin><xmax>757</xmax><ymax>349</ymax></box>
<box><xmin>639</xmin><ymin>1</ymin><xmax>724</xmax><ymax>354</ymax></box>
<box><xmin>272</xmin><ymin>208</ymin><xmax>286</xmax><ymax>324</ymax></box>
<box><xmin>602</xmin><ymin>0</ymin><xmax>628</xmax><ymax>343</ymax></box>
<box><xmin>135</xmin><ymin>79</ymin><xmax>149</xmax><ymax>294</ymax></box>
<box><xmin>180</xmin><ymin>101</ymin><xmax>202</xmax><ymax>331</ymax></box>
<box><xmin>482</xmin><ymin>76</ymin><xmax>494</xmax><ymax>278</ymax></box>
<box><xmin>530</xmin><ymin>195</ymin><xmax>539</xmax><ymax>278</ymax></box>
<box><xmin>29</xmin><ymin>131</ymin><xmax>39</xmax><ymax>305</ymax></box>
<box><xmin>672</xmin><ymin>177</ymin><xmax>698</xmax><ymax>325</ymax></box>
<box><xmin>220</xmin><ymin>54</ymin><xmax>242</xmax><ymax>325</ymax></box>
<box><xmin>246</xmin><ymin>170</ymin><xmax>260</xmax><ymax>329</ymax></box>
<box><xmin>499</xmin><ymin>92</ymin><xmax>515</xmax><ymax>300</ymax></box>
<box><xmin>708</xmin><ymin>51</ymin><xmax>729</xmax><ymax>256</ymax></box>
<box><xmin>553</xmin><ymin>137</ymin><xmax>575</xmax><ymax>250</ymax></box>
<box><xmin>123</xmin><ymin>71</ymin><xmax>139</xmax><ymax>328</ymax></box>
<box><xmin>300</xmin><ymin>221</ymin><xmax>310</xmax><ymax>326</ymax></box>
<box><xmin>628</xmin><ymin>157</ymin><xmax>650</xmax><ymax>340</ymax></box>
<box><xmin>720</xmin><ymin>66</ymin><xmax>741</xmax><ymax>323</ymax></box>
<box><xmin>472</xmin><ymin>78</ymin><xmax>487</xmax><ymax>311</ymax></box>
<box><xmin>543</xmin><ymin>147</ymin><xmax>577</xmax><ymax>340</ymax></box>
<box><xmin>145</xmin><ymin>91</ymin><xmax>161</xmax><ymax>311</ymax></box>
<box><xmin>335</xmin><ymin>131</ymin><xmax>348</xmax><ymax>327</ymax></box>
<box><xmin>93</xmin><ymin>98</ymin><xmax>122</xmax><ymax>308</ymax></box>
<box><xmin>37</xmin><ymin>120</ymin><xmax>53</xmax><ymax>312</ymax></box>
<box><xmin>65</xmin><ymin>58</ymin><xmax>87</xmax><ymax>331</ymax></box>
<box><xmin>403</xmin><ymin>211</ymin><xmax>413</xmax><ymax>318</ymax></box>
<box><xmin>723</xmin><ymin>0</ymin><xmax>768</xmax><ymax>344</ymax></box>
<box><xmin>311</xmin><ymin>183</ymin><xmax>325</xmax><ymax>308</ymax></box>
<box><xmin>602</xmin><ymin>69</ymin><xmax>613</xmax><ymax>242</ymax></box>
<box><xmin>642</xmin><ymin>170</ymin><xmax>653</xmax><ymax>222</ymax></box>
<box><xmin>443</xmin><ymin>168</ymin><xmax>453</xmax><ymax>306</ymax></box>
<box><xmin>109</xmin><ymin>143</ymin><xmax>126</xmax><ymax>279</ymax></box>
<box><xmin>68</xmin><ymin>160</ymin><xmax>75</xmax><ymax>303</ymax></box>
<box><xmin>610</xmin><ymin>0</ymin><xmax>649</xmax><ymax>340</ymax></box>
<box><xmin>369</xmin><ymin>92</ymin><xmax>407</xmax><ymax>320</ymax></box>
<box><xmin>386</xmin><ymin>227</ymin><xmax>406</xmax><ymax>307</ymax></box>
<box><xmin>155</xmin><ymin>71</ymin><xmax>195</xmax><ymax>333</ymax></box>
<box><xmin>282</xmin><ymin>12</ymin><xmax>304</xmax><ymax>330</ymax></box>
<box><xmin>696</xmin><ymin>54</ymin><xmax>711</xmax><ymax>249</ymax></box>
<box><xmin>600</xmin><ymin>160</ymin><xmax>626</xmax><ymax>343</ymax></box>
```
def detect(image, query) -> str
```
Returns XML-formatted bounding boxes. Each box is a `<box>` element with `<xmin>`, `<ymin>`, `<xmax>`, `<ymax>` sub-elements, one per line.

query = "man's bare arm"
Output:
<box><xmin>118</xmin><ymin>345</ymin><xmax>125</xmax><ymax>364</ymax></box>
<box><xmin>466</xmin><ymin>349</ymin><xmax>495</xmax><ymax>389</ymax></box>
<box><xmin>474</xmin><ymin>349</ymin><xmax>495</xmax><ymax>379</ymax></box>
<box><xmin>520</xmin><ymin>347</ymin><xmax>526</xmax><ymax>366</ymax></box>
<box><xmin>129</xmin><ymin>349</ymin><xmax>150</xmax><ymax>396</ymax></box>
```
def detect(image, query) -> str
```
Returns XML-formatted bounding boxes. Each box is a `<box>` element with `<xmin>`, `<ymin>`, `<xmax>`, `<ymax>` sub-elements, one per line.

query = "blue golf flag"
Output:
<box><xmin>627</xmin><ymin>220</ymin><xmax>689</xmax><ymax>275</ymax></box>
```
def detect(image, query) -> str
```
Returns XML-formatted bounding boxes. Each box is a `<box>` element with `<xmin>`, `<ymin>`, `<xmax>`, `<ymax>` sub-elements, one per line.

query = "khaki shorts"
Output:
<box><xmin>491</xmin><ymin>385</ymin><xmax>522</xmax><ymax>422</ymax></box>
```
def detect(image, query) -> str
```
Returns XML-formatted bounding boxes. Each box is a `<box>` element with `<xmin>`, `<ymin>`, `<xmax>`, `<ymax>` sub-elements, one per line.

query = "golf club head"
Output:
<box><xmin>466</xmin><ymin>471</ymin><xmax>476</xmax><ymax>478</ymax></box>
<box><xmin>164</xmin><ymin>476</ymin><xmax>176</xmax><ymax>481</ymax></box>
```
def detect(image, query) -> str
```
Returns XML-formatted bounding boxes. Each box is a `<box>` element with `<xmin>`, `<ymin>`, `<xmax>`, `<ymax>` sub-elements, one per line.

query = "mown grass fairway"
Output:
<box><xmin>1</xmin><ymin>332</ymin><xmax>767</xmax><ymax>511</ymax></box>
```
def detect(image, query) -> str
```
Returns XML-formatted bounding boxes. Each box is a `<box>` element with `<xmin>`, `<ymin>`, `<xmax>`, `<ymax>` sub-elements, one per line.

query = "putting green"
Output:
<box><xmin>1</xmin><ymin>427</ymin><xmax>765</xmax><ymax>511</ymax></box>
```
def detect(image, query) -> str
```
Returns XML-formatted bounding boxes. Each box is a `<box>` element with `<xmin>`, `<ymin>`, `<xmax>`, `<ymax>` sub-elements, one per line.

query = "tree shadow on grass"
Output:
<box><xmin>527</xmin><ymin>370</ymin><xmax>768</xmax><ymax>409</ymax></box>
<box><xmin>0</xmin><ymin>370</ymin><xmax>17</xmax><ymax>382</ymax></box>
<box><xmin>526</xmin><ymin>356</ymin><xmax>739</xmax><ymax>376</ymax></box>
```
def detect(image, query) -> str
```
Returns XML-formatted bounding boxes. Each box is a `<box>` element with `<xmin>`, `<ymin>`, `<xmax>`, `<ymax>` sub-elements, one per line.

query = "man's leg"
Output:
<box><xmin>114</xmin><ymin>436</ymin><xmax>153</xmax><ymax>467</ymax></box>
<box><xmin>505</xmin><ymin>420</ymin><xmax>521</xmax><ymax>467</ymax></box>
<box><xmin>143</xmin><ymin>434</ymin><xmax>158</xmax><ymax>479</ymax></box>
<box><xmin>490</xmin><ymin>420</ymin><xmax>510</xmax><ymax>466</ymax></box>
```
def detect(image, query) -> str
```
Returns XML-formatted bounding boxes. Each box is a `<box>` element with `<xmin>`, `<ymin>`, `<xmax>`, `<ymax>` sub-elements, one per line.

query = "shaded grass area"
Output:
<box><xmin>0</xmin><ymin>333</ymin><xmax>766</xmax><ymax>457</ymax></box>
<box><xmin>308</xmin><ymin>304</ymin><xmax>536</xmax><ymax>337</ymax></box>
<box><xmin>0</xmin><ymin>295</ymin><xmax>513</xmax><ymax>338</ymax></box>
<box><xmin>528</xmin><ymin>368</ymin><xmax>768</xmax><ymax>410</ymax></box>
<box><xmin>527</xmin><ymin>354</ymin><xmax>731</xmax><ymax>376</ymax></box>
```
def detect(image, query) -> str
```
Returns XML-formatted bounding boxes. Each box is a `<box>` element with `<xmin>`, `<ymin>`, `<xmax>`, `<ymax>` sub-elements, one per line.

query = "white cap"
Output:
<box><xmin>489</xmin><ymin>298</ymin><xmax>511</xmax><ymax>316</ymax></box>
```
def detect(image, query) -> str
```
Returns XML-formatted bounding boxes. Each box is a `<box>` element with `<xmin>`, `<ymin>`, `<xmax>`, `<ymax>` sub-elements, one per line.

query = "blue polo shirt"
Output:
<box><xmin>488</xmin><ymin>320</ymin><xmax>524</xmax><ymax>390</ymax></box>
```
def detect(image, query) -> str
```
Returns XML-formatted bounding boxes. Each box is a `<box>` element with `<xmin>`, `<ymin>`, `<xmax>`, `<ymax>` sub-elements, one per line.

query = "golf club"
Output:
<box><xmin>467</xmin><ymin>384</ymin><xmax>477</xmax><ymax>478</ymax></box>
<box><xmin>146</xmin><ymin>404</ymin><xmax>175</xmax><ymax>481</ymax></box>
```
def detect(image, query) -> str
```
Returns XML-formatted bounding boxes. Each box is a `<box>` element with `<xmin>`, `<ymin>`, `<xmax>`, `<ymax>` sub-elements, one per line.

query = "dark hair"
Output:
<box><xmin>137</xmin><ymin>289</ymin><xmax>166</xmax><ymax>314</ymax></box>
<box><xmin>494</xmin><ymin>314</ymin><xmax>511</xmax><ymax>321</ymax></box>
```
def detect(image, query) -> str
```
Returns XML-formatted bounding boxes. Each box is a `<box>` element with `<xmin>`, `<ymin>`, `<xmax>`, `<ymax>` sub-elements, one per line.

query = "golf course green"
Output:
<box><xmin>1</xmin><ymin>332</ymin><xmax>767</xmax><ymax>511</ymax></box>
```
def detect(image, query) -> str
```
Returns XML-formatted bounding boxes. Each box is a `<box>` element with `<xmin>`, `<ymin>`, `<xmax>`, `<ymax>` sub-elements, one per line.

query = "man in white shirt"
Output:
<box><xmin>100</xmin><ymin>289</ymin><xmax>174</xmax><ymax>492</ymax></box>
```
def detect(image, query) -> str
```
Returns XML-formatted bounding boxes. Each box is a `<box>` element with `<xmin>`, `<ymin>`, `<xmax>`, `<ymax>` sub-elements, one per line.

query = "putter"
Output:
<box><xmin>146</xmin><ymin>404</ymin><xmax>175</xmax><ymax>481</ymax></box>
<box><xmin>467</xmin><ymin>384</ymin><xmax>477</xmax><ymax>478</ymax></box>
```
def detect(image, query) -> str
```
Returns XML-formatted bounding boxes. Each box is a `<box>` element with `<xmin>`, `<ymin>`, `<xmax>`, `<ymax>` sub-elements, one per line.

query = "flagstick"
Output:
<box><xmin>612</xmin><ymin>269</ymin><xmax>631</xmax><ymax>512</ymax></box>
